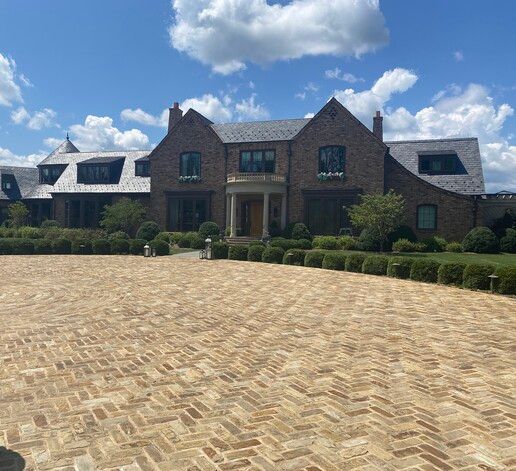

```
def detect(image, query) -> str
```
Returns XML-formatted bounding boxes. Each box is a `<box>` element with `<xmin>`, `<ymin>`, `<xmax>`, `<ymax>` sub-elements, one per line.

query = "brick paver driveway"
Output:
<box><xmin>1</xmin><ymin>256</ymin><xmax>515</xmax><ymax>470</ymax></box>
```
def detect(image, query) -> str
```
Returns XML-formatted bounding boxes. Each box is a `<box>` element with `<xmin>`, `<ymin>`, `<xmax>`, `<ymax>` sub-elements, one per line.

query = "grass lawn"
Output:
<box><xmin>170</xmin><ymin>247</ymin><xmax>196</xmax><ymax>255</ymax></box>
<box><xmin>333</xmin><ymin>250</ymin><xmax>516</xmax><ymax>268</ymax></box>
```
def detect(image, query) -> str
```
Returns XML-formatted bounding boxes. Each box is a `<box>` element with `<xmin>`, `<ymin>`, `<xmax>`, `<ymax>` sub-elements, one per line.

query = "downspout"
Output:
<box><xmin>287</xmin><ymin>141</ymin><xmax>292</xmax><ymax>225</ymax></box>
<box><xmin>224</xmin><ymin>144</ymin><xmax>228</xmax><ymax>230</ymax></box>
<box><xmin>473</xmin><ymin>194</ymin><xmax>479</xmax><ymax>229</ymax></box>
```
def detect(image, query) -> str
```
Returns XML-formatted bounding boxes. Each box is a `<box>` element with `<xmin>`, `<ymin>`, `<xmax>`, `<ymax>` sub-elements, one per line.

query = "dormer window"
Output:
<box><xmin>1</xmin><ymin>174</ymin><xmax>15</xmax><ymax>191</ymax></box>
<box><xmin>419</xmin><ymin>153</ymin><xmax>459</xmax><ymax>175</ymax></box>
<box><xmin>135</xmin><ymin>159</ymin><xmax>150</xmax><ymax>177</ymax></box>
<box><xmin>39</xmin><ymin>164</ymin><xmax>67</xmax><ymax>184</ymax></box>
<box><xmin>77</xmin><ymin>156</ymin><xmax>125</xmax><ymax>184</ymax></box>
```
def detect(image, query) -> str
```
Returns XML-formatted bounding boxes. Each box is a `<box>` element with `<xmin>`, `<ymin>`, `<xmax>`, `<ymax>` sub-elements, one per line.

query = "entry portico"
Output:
<box><xmin>226</xmin><ymin>173</ymin><xmax>287</xmax><ymax>238</ymax></box>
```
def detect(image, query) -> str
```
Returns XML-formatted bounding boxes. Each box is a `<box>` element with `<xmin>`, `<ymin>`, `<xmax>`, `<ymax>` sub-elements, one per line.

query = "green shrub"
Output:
<box><xmin>7</xmin><ymin>201</ymin><xmax>29</xmax><ymax>227</ymax></box>
<box><xmin>40</xmin><ymin>219</ymin><xmax>60</xmax><ymax>228</ymax></box>
<box><xmin>92</xmin><ymin>239</ymin><xmax>111</xmax><ymax>255</ymax></box>
<box><xmin>135</xmin><ymin>221</ymin><xmax>160</xmax><ymax>242</ymax></box>
<box><xmin>291</xmin><ymin>223</ymin><xmax>311</xmax><ymax>241</ymax></box>
<box><xmin>108</xmin><ymin>231</ymin><xmax>129</xmax><ymax>241</ymax></box>
<box><xmin>392</xmin><ymin>238</ymin><xmax>421</xmax><ymax>253</ymax></box>
<box><xmin>262</xmin><ymin>246</ymin><xmax>284</xmax><ymax>264</ymax></box>
<box><xmin>494</xmin><ymin>266</ymin><xmax>516</xmax><ymax>295</ymax></box>
<box><xmin>268</xmin><ymin>219</ymin><xmax>281</xmax><ymax>237</ymax></box>
<box><xmin>337</xmin><ymin>235</ymin><xmax>356</xmax><ymax>250</ymax></box>
<box><xmin>386</xmin><ymin>257</ymin><xmax>414</xmax><ymax>279</ymax></box>
<box><xmin>12</xmin><ymin>238</ymin><xmax>34</xmax><ymax>255</ymax></box>
<box><xmin>198</xmin><ymin>221</ymin><xmax>219</xmax><ymax>239</ymax></box>
<box><xmin>500</xmin><ymin>228</ymin><xmax>516</xmax><ymax>253</ymax></box>
<box><xmin>0</xmin><ymin>238</ymin><xmax>14</xmax><ymax>255</ymax></box>
<box><xmin>410</xmin><ymin>259</ymin><xmax>440</xmax><ymax>283</ymax></box>
<box><xmin>212</xmin><ymin>242</ymin><xmax>229</xmax><ymax>259</ymax></box>
<box><xmin>270</xmin><ymin>238</ymin><xmax>311</xmax><ymax>250</ymax></box>
<box><xmin>111</xmin><ymin>239</ymin><xmax>130</xmax><ymax>255</ymax></box>
<box><xmin>362</xmin><ymin>255</ymin><xmax>388</xmax><ymax>275</ymax></box>
<box><xmin>189</xmin><ymin>236</ymin><xmax>205</xmax><ymax>250</ymax></box>
<box><xmin>462</xmin><ymin>227</ymin><xmax>499</xmax><ymax>254</ymax></box>
<box><xmin>463</xmin><ymin>264</ymin><xmax>495</xmax><ymax>290</ymax></box>
<box><xmin>421</xmin><ymin>236</ymin><xmax>446</xmax><ymax>252</ymax></box>
<box><xmin>322</xmin><ymin>253</ymin><xmax>347</xmax><ymax>270</ymax></box>
<box><xmin>228</xmin><ymin>245</ymin><xmax>248</xmax><ymax>261</ymax></box>
<box><xmin>130</xmin><ymin>239</ymin><xmax>147</xmax><ymax>255</ymax></box>
<box><xmin>247</xmin><ymin>244</ymin><xmax>265</xmax><ymax>262</ymax></box>
<box><xmin>0</xmin><ymin>227</ymin><xmax>15</xmax><ymax>238</ymax></box>
<box><xmin>51</xmin><ymin>238</ymin><xmax>71</xmax><ymax>255</ymax></box>
<box><xmin>149</xmin><ymin>239</ymin><xmax>170</xmax><ymax>256</ymax></box>
<box><xmin>345</xmin><ymin>253</ymin><xmax>366</xmax><ymax>272</ymax></box>
<box><xmin>154</xmin><ymin>232</ymin><xmax>172</xmax><ymax>243</ymax></box>
<box><xmin>282</xmin><ymin>221</ymin><xmax>300</xmax><ymax>239</ymax></box>
<box><xmin>249</xmin><ymin>240</ymin><xmax>265</xmax><ymax>247</ymax></box>
<box><xmin>445</xmin><ymin>242</ymin><xmax>463</xmax><ymax>253</ymax></box>
<box><xmin>357</xmin><ymin>229</ymin><xmax>381</xmax><ymax>251</ymax></box>
<box><xmin>71</xmin><ymin>239</ymin><xmax>92</xmax><ymax>255</ymax></box>
<box><xmin>17</xmin><ymin>226</ymin><xmax>43</xmax><ymax>239</ymax></box>
<box><xmin>33</xmin><ymin>239</ymin><xmax>53</xmax><ymax>254</ymax></box>
<box><xmin>168</xmin><ymin>232</ymin><xmax>183</xmax><ymax>245</ymax></box>
<box><xmin>177</xmin><ymin>232</ymin><xmax>197</xmax><ymax>248</ymax></box>
<box><xmin>100</xmin><ymin>197</ymin><xmax>146</xmax><ymax>235</ymax></box>
<box><xmin>387</xmin><ymin>225</ymin><xmax>417</xmax><ymax>248</ymax></box>
<box><xmin>304</xmin><ymin>251</ymin><xmax>325</xmax><ymax>268</ymax></box>
<box><xmin>312</xmin><ymin>236</ymin><xmax>339</xmax><ymax>250</ymax></box>
<box><xmin>283</xmin><ymin>249</ymin><xmax>306</xmax><ymax>266</ymax></box>
<box><xmin>437</xmin><ymin>263</ymin><xmax>466</xmax><ymax>286</ymax></box>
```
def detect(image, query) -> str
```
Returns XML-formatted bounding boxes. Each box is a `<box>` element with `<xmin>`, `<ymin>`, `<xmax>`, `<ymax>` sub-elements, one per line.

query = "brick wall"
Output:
<box><xmin>384</xmin><ymin>155</ymin><xmax>476</xmax><ymax>241</ymax></box>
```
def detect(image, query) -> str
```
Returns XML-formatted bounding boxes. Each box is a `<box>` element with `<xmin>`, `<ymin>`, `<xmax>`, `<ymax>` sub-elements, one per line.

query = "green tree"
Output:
<box><xmin>100</xmin><ymin>198</ymin><xmax>146</xmax><ymax>236</ymax></box>
<box><xmin>7</xmin><ymin>201</ymin><xmax>30</xmax><ymax>228</ymax></box>
<box><xmin>348</xmin><ymin>191</ymin><xmax>406</xmax><ymax>252</ymax></box>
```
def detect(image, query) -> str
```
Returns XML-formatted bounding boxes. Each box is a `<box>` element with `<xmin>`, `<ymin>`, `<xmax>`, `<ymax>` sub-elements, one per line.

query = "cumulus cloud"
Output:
<box><xmin>235</xmin><ymin>94</ymin><xmax>270</xmax><ymax>121</ymax></box>
<box><xmin>181</xmin><ymin>94</ymin><xmax>233</xmax><ymax>122</ymax></box>
<box><xmin>11</xmin><ymin>106</ymin><xmax>58</xmax><ymax>130</ymax></box>
<box><xmin>169</xmin><ymin>0</ymin><xmax>389</xmax><ymax>74</ymax></box>
<box><xmin>68</xmin><ymin>115</ymin><xmax>150</xmax><ymax>151</ymax></box>
<box><xmin>121</xmin><ymin>107</ymin><xmax>168</xmax><ymax>127</ymax></box>
<box><xmin>0</xmin><ymin>53</ymin><xmax>23</xmax><ymax>106</ymax></box>
<box><xmin>325</xmin><ymin>68</ymin><xmax>363</xmax><ymax>83</ymax></box>
<box><xmin>454</xmin><ymin>50</ymin><xmax>464</xmax><ymax>62</ymax></box>
<box><xmin>0</xmin><ymin>147</ymin><xmax>46</xmax><ymax>167</ymax></box>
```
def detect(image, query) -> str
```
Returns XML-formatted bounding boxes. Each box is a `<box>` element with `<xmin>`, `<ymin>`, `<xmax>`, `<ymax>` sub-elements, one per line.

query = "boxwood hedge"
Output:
<box><xmin>262</xmin><ymin>246</ymin><xmax>284</xmax><ymax>264</ymax></box>
<box><xmin>282</xmin><ymin>249</ymin><xmax>306</xmax><ymax>266</ymax></box>
<box><xmin>410</xmin><ymin>259</ymin><xmax>440</xmax><ymax>283</ymax></box>
<box><xmin>247</xmin><ymin>244</ymin><xmax>265</xmax><ymax>262</ymax></box>
<box><xmin>437</xmin><ymin>262</ymin><xmax>466</xmax><ymax>286</ymax></box>
<box><xmin>33</xmin><ymin>238</ymin><xmax>53</xmax><ymax>255</ymax></box>
<box><xmin>304</xmin><ymin>251</ymin><xmax>325</xmax><ymax>268</ymax></box>
<box><xmin>494</xmin><ymin>266</ymin><xmax>516</xmax><ymax>295</ymax></box>
<box><xmin>386</xmin><ymin>257</ymin><xmax>414</xmax><ymax>279</ymax></box>
<box><xmin>228</xmin><ymin>245</ymin><xmax>249</xmax><ymax>261</ymax></box>
<box><xmin>362</xmin><ymin>255</ymin><xmax>388</xmax><ymax>276</ymax></box>
<box><xmin>51</xmin><ymin>238</ymin><xmax>71</xmax><ymax>255</ymax></box>
<box><xmin>462</xmin><ymin>264</ymin><xmax>495</xmax><ymax>290</ymax></box>
<box><xmin>345</xmin><ymin>253</ymin><xmax>366</xmax><ymax>273</ymax></box>
<box><xmin>322</xmin><ymin>252</ymin><xmax>347</xmax><ymax>270</ymax></box>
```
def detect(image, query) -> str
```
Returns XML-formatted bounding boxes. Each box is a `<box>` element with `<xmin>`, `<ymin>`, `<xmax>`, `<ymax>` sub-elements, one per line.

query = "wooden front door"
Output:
<box><xmin>249</xmin><ymin>201</ymin><xmax>263</xmax><ymax>237</ymax></box>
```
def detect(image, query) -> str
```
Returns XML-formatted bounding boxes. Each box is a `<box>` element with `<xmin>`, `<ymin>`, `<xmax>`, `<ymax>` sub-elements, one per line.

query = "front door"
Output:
<box><xmin>249</xmin><ymin>201</ymin><xmax>263</xmax><ymax>237</ymax></box>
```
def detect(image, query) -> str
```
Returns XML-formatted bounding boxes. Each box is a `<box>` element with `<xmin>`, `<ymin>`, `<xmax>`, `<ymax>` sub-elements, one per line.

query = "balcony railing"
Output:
<box><xmin>226</xmin><ymin>172</ymin><xmax>287</xmax><ymax>183</ymax></box>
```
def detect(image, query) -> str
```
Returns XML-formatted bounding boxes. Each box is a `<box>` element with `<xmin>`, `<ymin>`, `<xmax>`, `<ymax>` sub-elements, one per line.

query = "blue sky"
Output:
<box><xmin>0</xmin><ymin>0</ymin><xmax>515</xmax><ymax>191</ymax></box>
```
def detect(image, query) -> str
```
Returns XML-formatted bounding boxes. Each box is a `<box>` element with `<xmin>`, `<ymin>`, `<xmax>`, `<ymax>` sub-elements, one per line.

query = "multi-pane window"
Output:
<box><xmin>40</xmin><ymin>165</ymin><xmax>67</xmax><ymax>184</ymax></box>
<box><xmin>168</xmin><ymin>197</ymin><xmax>208</xmax><ymax>232</ymax></box>
<box><xmin>240</xmin><ymin>150</ymin><xmax>275</xmax><ymax>173</ymax></box>
<box><xmin>319</xmin><ymin>146</ymin><xmax>345</xmax><ymax>173</ymax></box>
<box><xmin>1</xmin><ymin>174</ymin><xmax>14</xmax><ymax>191</ymax></box>
<box><xmin>135</xmin><ymin>161</ymin><xmax>150</xmax><ymax>177</ymax></box>
<box><xmin>180</xmin><ymin>152</ymin><xmax>201</xmax><ymax>177</ymax></box>
<box><xmin>419</xmin><ymin>154</ymin><xmax>458</xmax><ymax>175</ymax></box>
<box><xmin>77</xmin><ymin>164</ymin><xmax>110</xmax><ymax>183</ymax></box>
<box><xmin>417</xmin><ymin>205</ymin><xmax>437</xmax><ymax>230</ymax></box>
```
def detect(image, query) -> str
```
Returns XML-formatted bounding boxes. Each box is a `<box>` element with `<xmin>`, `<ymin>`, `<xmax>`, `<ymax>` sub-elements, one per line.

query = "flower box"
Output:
<box><xmin>317</xmin><ymin>172</ymin><xmax>344</xmax><ymax>181</ymax></box>
<box><xmin>178</xmin><ymin>175</ymin><xmax>201</xmax><ymax>183</ymax></box>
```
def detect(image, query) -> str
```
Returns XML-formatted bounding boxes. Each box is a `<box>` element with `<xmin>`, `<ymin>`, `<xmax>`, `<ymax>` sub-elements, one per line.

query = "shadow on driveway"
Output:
<box><xmin>0</xmin><ymin>447</ymin><xmax>25</xmax><ymax>470</ymax></box>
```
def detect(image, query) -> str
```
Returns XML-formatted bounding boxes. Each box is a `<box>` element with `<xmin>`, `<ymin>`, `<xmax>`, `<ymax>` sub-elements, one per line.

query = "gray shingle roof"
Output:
<box><xmin>0</xmin><ymin>166</ymin><xmax>42</xmax><ymax>200</ymax></box>
<box><xmin>210</xmin><ymin>118</ymin><xmax>310</xmax><ymax>143</ymax></box>
<box><xmin>43</xmin><ymin>150</ymin><xmax>150</xmax><ymax>194</ymax></box>
<box><xmin>386</xmin><ymin>137</ymin><xmax>485</xmax><ymax>195</ymax></box>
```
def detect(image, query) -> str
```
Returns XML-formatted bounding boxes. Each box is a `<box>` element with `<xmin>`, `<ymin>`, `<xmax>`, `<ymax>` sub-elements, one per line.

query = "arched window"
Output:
<box><xmin>319</xmin><ymin>146</ymin><xmax>345</xmax><ymax>173</ymax></box>
<box><xmin>417</xmin><ymin>205</ymin><xmax>437</xmax><ymax>230</ymax></box>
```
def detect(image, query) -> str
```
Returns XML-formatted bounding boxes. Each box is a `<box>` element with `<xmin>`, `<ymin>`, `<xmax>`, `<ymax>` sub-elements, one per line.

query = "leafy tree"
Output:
<box><xmin>100</xmin><ymin>198</ymin><xmax>146</xmax><ymax>236</ymax></box>
<box><xmin>7</xmin><ymin>201</ymin><xmax>30</xmax><ymax>228</ymax></box>
<box><xmin>348</xmin><ymin>191</ymin><xmax>406</xmax><ymax>251</ymax></box>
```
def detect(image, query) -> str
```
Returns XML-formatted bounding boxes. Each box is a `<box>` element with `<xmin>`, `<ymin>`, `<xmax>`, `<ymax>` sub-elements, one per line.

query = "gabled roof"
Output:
<box><xmin>45</xmin><ymin>139</ymin><xmax>80</xmax><ymax>158</ymax></box>
<box><xmin>79</xmin><ymin>156</ymin><xmax>125</xmax><ymax>165</ymax></box>
<box><xmin>386</xmin><ymin>137</ymin><xmax>485</xmax><ymax>195</ymax></box>
<box><xmin>210</xmin><ymin>118</ymin><xmax>310</xmax><ymax>143</ymax></box>
<box><xmin>0</xmin><ymin>166</ymin><xmax>41</xmax><ymax>200</ymax></box>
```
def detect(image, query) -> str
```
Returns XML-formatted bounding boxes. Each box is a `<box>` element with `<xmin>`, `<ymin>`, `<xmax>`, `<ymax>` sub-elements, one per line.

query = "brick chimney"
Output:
<box><xmin>373</xmin><ymin>110</ymin><xmax>383</xmax><ymax>141</ymax></box>
<box><xmin>168</xmin><ymin>102</ymin><xmax>183</xmax><ymax>133</ymax></box>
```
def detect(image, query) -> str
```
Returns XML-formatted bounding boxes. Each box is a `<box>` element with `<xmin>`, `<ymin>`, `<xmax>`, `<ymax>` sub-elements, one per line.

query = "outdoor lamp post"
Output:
<box><xmin>151</xmin><ymin>248</ymin><xmax>157</xmax><ymax>257</ymax></box>
<box><xmin>143</xmin><ymin>244</ymin><xmax>151</xmax><ymax>257</ymax></box>
<box><xmin>488</xmin><ymin>274</ymin><xmax>499</xmax><ymax>293</ymax></box>
<box><xmin>205</xmin><ymin>237</ymin><xmax>212</xmax><ymax>260</ymax></box>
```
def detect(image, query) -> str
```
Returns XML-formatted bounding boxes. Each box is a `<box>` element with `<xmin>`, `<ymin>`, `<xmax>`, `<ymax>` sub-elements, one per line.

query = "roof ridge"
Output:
<box><xmin>211</xmin><ymin>117</ymin><xmax>310</xmax><ymax>126</ymax></box>
<box><xmin>386</xmin><ymin>137</ymin><xmax>477</xmax><ymax>144</ymax></box>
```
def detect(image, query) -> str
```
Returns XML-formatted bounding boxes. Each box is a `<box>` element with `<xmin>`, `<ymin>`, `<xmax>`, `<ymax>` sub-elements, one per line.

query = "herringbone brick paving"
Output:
<box><xmin>0</xmin><ymin>256</ymin><xmax>514</xmax><ymax>470</ymax></box>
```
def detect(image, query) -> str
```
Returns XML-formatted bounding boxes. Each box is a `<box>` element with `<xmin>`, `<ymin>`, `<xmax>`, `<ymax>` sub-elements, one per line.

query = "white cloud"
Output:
<box><xmin>481</xmin><ymin>141</ymin><xmax>516</xmax><ymax>192</ymax></box>
<box><xmin>121</xmin><ymin>107</ymin><xmax>168</xmax><ymax>127</ymax></box>
<box><xmin>43</xmin><ymin>137</ymin><xmax>63</xmax><ymax>150</ymax></box>
<box><xmin>19</xmin><ymin>73</ymin><xmax>33</xmax><ymax>88</ymax></box>
<box><xmin>11</xmin><ymin>106</ymin><xmax>58</xmax><ymax>130</ymax></box>
<box><xmin>181</xmin><ymin>94</ymin><xmax>233</xmax><ymax>122</ymax></box>
<box><xmin>325</xmin><ymin>68</ymin><xmax>363</xmax><ymax>83</ymax></box>
<box><xmin>68</xmin><ymin>115</ymin><xmax>150</xmax><ymax>151</ymax></box>
<box><xmin>454</xmin><ymin>50</ymin><xmax>464</xmax><ymax>62</ymax></box>
<box><xmin>296</xmin><ymin>82</ymin><xmax>319</xmax><ymax>100</ymax></box>
<box><xmin>0</xmin><ymin>53</ymin><xmax>23</xmax><ymax>106</ymax></box>
<box><xmin>0</xmin><ymin>147</ymin><xmax>46</xmax><ymax>167</ymax></box>
<box><xmin>169</xmin><ymin>0</ymin><xmax>389</xmax><ymax>74</ymax></box>
<box><xmin>304</xmin><ymin>112</ymin><xmax>315</xmax><ymax>118</ymax></box>
<box><xmin>235</xmin><ymin>94</ymin><xmax>270</xmax><ymax>120</ymax></box>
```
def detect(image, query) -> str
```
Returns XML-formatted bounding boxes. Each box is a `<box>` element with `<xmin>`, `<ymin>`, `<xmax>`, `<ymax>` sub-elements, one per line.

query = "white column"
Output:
<box><xmin>280</xmin><ymin>193</ymin><xmax>287</xmax><ymax>230</ymax></box>
<box><xmin>262</xmin><ymin>192</ymin><xmax>270</xmax><ymax>238</ymax></box>
<box><xmin>226</xmin><ymin>194</ymin><xmax>231</xmax><ymax>229</ymax></box>
<box><xmin>230</xmin><ymin>193</ymin><xmax>237</xmax><ymax>238</ymax></box>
